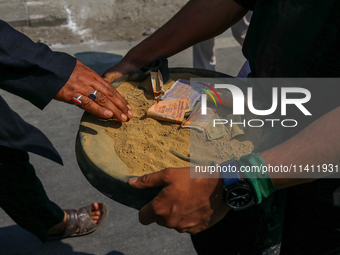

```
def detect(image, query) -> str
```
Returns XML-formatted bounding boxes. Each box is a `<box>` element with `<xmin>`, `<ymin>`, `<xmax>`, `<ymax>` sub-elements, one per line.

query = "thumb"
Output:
<box><xmin>129</xmin><ymin>171</ymin><xmax>167</xmax><ymax>189</ymax></box>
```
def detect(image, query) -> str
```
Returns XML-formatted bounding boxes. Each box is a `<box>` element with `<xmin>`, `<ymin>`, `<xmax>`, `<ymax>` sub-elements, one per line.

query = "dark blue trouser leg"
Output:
<box><xmin>0</xmin><ymin>146</ymin><xmax>64</xmax><ymax>242</ymax></box>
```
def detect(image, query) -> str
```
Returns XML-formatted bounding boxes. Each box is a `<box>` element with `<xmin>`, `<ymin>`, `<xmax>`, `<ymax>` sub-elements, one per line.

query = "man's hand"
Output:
<box><xmin>129</xmin><ymin>167</ymin><xmax>230</xmax><ymax>234</ymax></box>
<box><xmin>55</xmin><ymin>60</ymin><xmax>132</xmax><ymax>122</ymax></box>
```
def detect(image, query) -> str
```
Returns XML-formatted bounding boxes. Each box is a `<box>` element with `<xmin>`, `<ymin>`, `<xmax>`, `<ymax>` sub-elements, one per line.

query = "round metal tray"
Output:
<box><xmin>75</xmin><ymin>68</ymin><xmax>281</xmax><ymax>210</ymax></box>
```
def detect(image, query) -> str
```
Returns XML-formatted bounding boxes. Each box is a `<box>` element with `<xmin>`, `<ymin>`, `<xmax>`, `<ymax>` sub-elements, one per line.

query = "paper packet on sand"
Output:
<box><xmin>227</xmin><ymin>114</ymin><xmax>245</xmax><ymax>139</ymax></box>
<box><xmin>147</xmin><ymin>98</ymin><xmax>189</xmax><ymax>123</ymax></box>
<box><xmin>161</xmin><ymin>79</ymin><xmax>207</xmax><ymax>110</ymax></box>
<box><xmin>150</xmin><ymin>70</ymin><xmax>164</xmax><ymax>99</ymax></box>
<box><xmin>206</xmin><ymin>113</ymin><xmax>228</xmax><ymax>140</ymax></box>
<box><xmin>181</xmin><ymin>103</ymin><xmax>216</xmax><ymax>131</ymax></box>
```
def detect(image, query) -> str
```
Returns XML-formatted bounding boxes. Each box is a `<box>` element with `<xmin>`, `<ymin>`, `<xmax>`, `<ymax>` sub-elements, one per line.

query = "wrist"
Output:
<box><xmin>102</xmin><ymin>55</ymin><xmax>145</xmax><ymax>83</ymax></box>
<box><xmin>220</xmin><ymin>159</ymin><xmax>255</xmax><ymax>211</ymax></box>
<box><xmin>238</xmin><ymin>153</ymin><xmax>277</xmax><ymax>204</ymax></box>
<box><xmin>124</xmin><ymin>47</ymin><xmax>155</xmax><ymax>70</ymax></box>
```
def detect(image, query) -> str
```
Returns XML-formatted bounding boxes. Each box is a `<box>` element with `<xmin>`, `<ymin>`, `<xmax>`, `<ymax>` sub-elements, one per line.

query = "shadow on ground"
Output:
<box><xmin>74</xmin><ymin>52</ymin><xmax>123</xmax><ymax>76</ymax></box>
<box><xmin>0</xmin><ymin>225</ymin><xmax>124</xmax><ymax>255</ymax></box>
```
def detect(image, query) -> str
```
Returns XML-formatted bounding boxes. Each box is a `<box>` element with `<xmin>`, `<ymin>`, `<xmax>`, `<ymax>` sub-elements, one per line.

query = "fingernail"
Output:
<box><xmin>105</xmin><ymin>110</ymin><xmax>113</xmax><ymax>117</ymax></box>
<box><xmin>129</xmin><ymin>177</ymin><xmax>138</xmax><ymax>183</ymax></box>
<box><xmin>121</xmin><ymin>113</ymin><xmax>127</xmax><ymax>121</ymax></box>
<box><xmin>127</xmin><ymin>104</ymin><xmax>132</xmax><ymax>110</ymax></box>
<box><xmin>128</xmin><ymin>110</ymin><xmax>133</xmax><ymax>118</ymax></box>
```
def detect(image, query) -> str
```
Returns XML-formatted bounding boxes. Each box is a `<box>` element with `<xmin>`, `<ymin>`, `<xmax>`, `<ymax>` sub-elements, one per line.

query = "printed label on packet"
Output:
<box><xmin>147</xmin><ymin>98</ymin><xmax>189</xmax><ymax>123</ymax></box>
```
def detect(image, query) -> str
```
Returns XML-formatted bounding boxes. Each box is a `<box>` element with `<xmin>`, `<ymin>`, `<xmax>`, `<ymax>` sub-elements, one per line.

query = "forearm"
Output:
<box><xmin>0</xmin><ymin>20</ymin><xmax>76</xmax><ymax>109</ymax></box>
<box><xmin>260</xmin><ymin>107</ymin><xmax>340</xmax><ymax>189</ymax></box>
<box><xmin>123</xmin><ymin>0</ymin><xmax>248</xmax><ymax>68</ymax></box>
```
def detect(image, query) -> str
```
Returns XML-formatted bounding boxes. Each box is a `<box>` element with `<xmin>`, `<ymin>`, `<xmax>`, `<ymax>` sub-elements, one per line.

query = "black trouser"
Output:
<box><xmin>0</xmin><ymin>146</ymin><xmax>64</xmax><ymax>242</ymax></box>
<box><xmin>191</xmin><ymin>191</ymin><xmax>286</xmax><ymax>255</ymax></box>
<box><xmin>191</xmin><ymin>179</ymin><xmax>340</xmax><ymax>255</ymax></box>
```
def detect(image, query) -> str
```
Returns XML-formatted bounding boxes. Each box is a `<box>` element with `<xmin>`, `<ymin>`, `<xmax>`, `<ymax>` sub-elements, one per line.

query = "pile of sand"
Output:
<box><xmin>105</xmin><ymin>73</ymin><xmax>261</xmax><ymax>176</ymax></box>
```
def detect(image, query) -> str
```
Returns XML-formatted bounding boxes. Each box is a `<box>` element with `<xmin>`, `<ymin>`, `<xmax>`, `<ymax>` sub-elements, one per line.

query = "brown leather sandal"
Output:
<box><xmin>47</xmin><ymin>202</ymin><xmax>108</xmax><ymax>241</ymax></box>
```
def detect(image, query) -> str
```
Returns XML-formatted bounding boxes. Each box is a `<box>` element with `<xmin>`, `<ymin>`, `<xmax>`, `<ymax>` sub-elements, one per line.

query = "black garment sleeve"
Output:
<box><xmin>233</xmin><ymin>0</ymin><xmax>256</xmax><ymax>11</ymax></box>
<box><xmin>0</xmin><ymin>20</ymin><xmax>77</xmax><ymax>109</ymax></box>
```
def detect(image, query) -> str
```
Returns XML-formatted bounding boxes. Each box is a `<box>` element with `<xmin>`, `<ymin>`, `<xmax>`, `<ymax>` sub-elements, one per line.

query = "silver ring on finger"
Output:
<box><xmin>89</xmin><ymin>90</ymin><xmax>98</xmax><ymax>100</ymax></box>
<box><xmin>72</xmin><ymin>95</ymin><xmax>83</xmax><ymax>106</ymax></box>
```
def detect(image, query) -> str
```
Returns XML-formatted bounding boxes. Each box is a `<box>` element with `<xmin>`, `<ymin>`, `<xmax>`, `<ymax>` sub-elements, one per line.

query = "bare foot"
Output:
<box><xmin>48</xmin><ymin>202</ymin><xmax>104</xmax><ymax>235</ymax></box>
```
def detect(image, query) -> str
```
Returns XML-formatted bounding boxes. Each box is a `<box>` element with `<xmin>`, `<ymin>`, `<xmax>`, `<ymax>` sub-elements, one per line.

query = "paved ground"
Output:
<box><xmin>0</xmin><ymin>30</ymin><xmax>245</xmax><ymax>255</ymax></box>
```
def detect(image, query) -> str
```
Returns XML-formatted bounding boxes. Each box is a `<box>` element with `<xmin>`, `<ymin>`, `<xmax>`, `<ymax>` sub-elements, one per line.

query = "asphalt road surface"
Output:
<box><xmin>0</xmin><ymin>30</ymin><xmax>245</xmax><ymax>255</ymax></box>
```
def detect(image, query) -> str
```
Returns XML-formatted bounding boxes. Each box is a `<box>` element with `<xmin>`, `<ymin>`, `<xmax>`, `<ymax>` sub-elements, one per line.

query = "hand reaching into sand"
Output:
<box><xmin>128</xmin><ymin>167</ymin><xmax>230</xmax><ymax>234</ymax></box>
<box><xmin>102</xmin><ymin>58</ymin><xmax>143</xmax><ymax>84</ymax></box>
